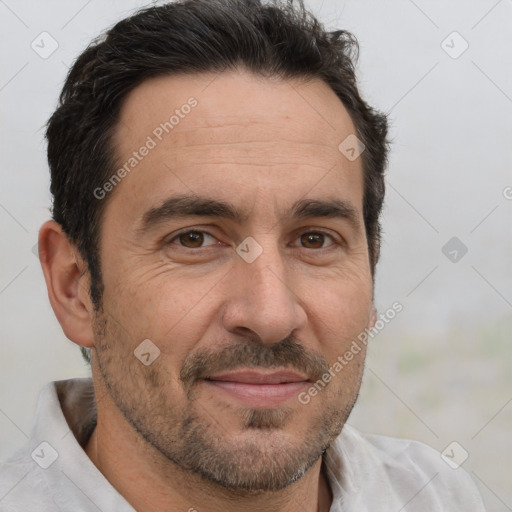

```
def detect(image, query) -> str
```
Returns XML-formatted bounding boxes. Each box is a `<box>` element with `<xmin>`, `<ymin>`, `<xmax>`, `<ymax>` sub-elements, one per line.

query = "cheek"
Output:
<box><xmin>103</xmin><ymin>265</ymin><xmax>222</xmax><ymax>360</ymax></box>
<box><xmin>305</xmin><ymin>278</ymin><xmax>372</xmax><ymax>360</ymax></box>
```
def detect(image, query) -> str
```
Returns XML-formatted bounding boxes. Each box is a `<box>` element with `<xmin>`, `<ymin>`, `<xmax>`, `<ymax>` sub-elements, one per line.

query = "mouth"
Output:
<box><xmin>203</xmin><ymin>369</ymin><xmax>310</xmax><ymax>407</ymax></box>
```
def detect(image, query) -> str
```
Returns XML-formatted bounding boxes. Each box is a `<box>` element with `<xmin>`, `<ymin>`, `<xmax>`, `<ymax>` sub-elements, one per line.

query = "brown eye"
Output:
<box><xmin>300</xmin><ymin>232</ymin><xmax>329</xmax><ymax>249</ymax></box>
<box><xmin>177</xmin><ymin>231</ymin><xmax>207</xmax><ymax>248</ymax></box>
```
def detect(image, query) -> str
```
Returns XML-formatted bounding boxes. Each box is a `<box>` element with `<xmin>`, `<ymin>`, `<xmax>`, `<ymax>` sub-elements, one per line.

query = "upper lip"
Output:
<box><xmin>206</xmin><ymin>369</ymin><xmax>309</xmax><ymax>384</ymax></box>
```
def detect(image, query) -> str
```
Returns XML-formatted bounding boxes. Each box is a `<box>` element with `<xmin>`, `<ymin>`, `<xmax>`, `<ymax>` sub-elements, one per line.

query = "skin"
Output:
<box><xmin>39</xmin><ymin>69</ymin><xmax>377</xmax><ymax>512</ymax></box>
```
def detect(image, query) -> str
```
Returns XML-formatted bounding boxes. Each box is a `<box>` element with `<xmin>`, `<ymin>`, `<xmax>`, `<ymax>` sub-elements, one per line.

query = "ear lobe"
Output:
<box><xmin>38</xmin><ymin>220</ymin><xmax>95</xmax><ymax>349</ymax></box>
<box><xmin>368</xmin><ymin>306</ymin><xmax>377</xmax><ymax>331</ymax></box>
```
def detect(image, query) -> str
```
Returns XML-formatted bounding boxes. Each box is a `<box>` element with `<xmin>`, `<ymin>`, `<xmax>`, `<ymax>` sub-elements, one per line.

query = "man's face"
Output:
<box><xmin>89</xmin><ymin>70</ymin><xmax>374</xmax><ymax>491</ymax></box>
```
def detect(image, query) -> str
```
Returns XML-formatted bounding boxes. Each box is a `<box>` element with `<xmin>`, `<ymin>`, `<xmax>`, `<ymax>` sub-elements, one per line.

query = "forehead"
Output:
<box><xmin>107</xmin><ymin>69</ymin><xmax>364</xmax><ymax>228</ymax></box>
<box><xmin>116</xmin><ymin>69</ymin><xmax>357</xmax><ymax>155</ymax></box>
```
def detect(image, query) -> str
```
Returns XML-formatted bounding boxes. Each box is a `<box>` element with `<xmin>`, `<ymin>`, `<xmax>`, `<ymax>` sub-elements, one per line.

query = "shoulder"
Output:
<box><xmin>325</xmin><ymin>424</ymin><xmax>487</xmax><ymax>511</ymax></box>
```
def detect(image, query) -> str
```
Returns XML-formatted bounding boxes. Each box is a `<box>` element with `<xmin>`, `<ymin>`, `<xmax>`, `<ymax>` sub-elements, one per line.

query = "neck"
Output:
<box><xmin>85</xmin><ymin>388</ymin><xmax>332</xmax><ymax>512</ymax></box>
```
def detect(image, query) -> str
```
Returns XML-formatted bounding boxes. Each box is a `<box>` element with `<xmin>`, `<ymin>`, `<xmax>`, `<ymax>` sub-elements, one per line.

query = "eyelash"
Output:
<box><xmin>167</xmin><ymin>228</ymin><xmax>341</xmax><ymax>251</ymax></box>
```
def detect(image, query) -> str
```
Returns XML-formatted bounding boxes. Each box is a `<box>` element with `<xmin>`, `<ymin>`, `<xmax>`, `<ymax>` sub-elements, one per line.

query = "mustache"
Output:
<box><xmin>179</xmin><ymin>336</ymin><xmax>330</xmax><ymax>392</ymax></box>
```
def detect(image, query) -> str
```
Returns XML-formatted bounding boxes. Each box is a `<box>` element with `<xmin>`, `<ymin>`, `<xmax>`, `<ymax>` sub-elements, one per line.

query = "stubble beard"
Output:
<box><xmin>92</xmin><ymin>310</ymin><xmax>362</xmax><ymax>493</ymax></box>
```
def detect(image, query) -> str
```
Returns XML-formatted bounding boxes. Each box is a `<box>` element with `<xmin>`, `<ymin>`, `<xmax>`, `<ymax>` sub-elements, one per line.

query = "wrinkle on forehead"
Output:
<box><xmin>114</xmin><ymin>68</ymin><xmax>357</xmax><ymax>157</ymax></box>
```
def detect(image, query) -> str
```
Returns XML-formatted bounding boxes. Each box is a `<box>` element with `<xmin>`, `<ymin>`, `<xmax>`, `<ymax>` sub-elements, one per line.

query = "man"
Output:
<box><xmin>0</xmin><ymin>0</ymin><xmax>486</xmax><ymax>510</ymax></box>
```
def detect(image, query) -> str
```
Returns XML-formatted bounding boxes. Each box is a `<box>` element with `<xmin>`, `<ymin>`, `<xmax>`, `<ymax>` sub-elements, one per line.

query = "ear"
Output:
<box><xmin>38</xmin><ymin>220</ymin><xmax>95</xmax><ymax>349</ymax></box>
<box><xmin>367</xmin><ymin>305</ymin><xmax>377</xmax><ymax>331</ymax></box>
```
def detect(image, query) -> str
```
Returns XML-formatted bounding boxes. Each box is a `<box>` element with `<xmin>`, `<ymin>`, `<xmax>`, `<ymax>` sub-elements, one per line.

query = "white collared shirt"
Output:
<box><xmin>0</xmin><ymin>378</ymin><xmax>486</xmax><ymax>511</ymax></box>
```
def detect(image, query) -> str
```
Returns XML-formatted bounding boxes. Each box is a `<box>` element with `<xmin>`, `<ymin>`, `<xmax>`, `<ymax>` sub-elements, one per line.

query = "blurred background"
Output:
<box><xmin>1</xmin><ymin>0</ymin><xmax>511</xmax><ymax>509</ymax></box>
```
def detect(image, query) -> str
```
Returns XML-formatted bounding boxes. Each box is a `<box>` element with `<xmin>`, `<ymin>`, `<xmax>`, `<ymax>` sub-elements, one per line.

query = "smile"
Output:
<box><xmin>204</xmin><ymin>369</ymin><xmax>310</xmax><ymax>407</ymax></box>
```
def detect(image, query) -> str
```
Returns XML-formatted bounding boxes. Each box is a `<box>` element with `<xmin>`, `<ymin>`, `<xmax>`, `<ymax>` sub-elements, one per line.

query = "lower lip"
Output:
<box><xmin>204</xmin><ymin>380</ymin><xmax>309</xmax><ymax>407</ymax></box>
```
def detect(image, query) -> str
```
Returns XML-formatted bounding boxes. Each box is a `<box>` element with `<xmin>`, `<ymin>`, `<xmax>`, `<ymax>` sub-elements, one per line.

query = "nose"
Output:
<box><xmin>221</xmin><ymin>242</ymin><xmax>307</xmax><ymax>345</ymax></box>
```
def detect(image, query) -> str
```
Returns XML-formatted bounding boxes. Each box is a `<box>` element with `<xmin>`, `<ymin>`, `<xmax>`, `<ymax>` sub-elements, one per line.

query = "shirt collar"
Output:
<box><xmin>30</xmin><ymin>378</ymin><xmax>134</xmax><ymax>512</ymax></box>
<box><xmin>322</xmin><ymin>424</ymin><xmax>360</xmax><ymax>510</ymax></box>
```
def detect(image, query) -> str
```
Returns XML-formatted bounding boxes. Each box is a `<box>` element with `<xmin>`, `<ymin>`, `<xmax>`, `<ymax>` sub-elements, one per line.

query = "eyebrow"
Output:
<box><xmin>137</xmin><ymin>194</ymin><xmax>361</xmax><ymax>234</ymax></box>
